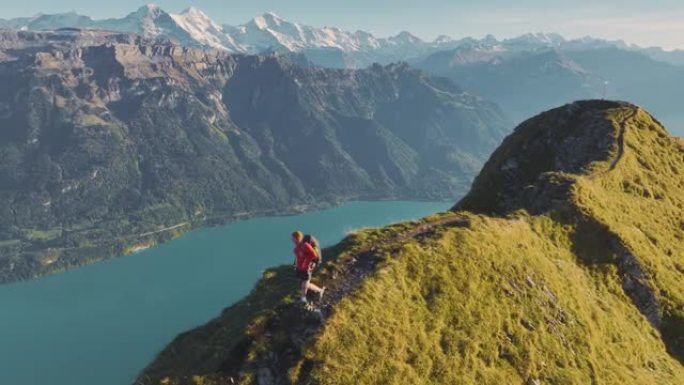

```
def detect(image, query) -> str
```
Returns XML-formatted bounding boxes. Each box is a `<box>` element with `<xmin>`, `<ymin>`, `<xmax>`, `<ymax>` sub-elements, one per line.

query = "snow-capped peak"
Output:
<box><xmin>250</xmin><ymin>16</ymin><xmax>268</xmax><ymax>30</ymax></box>
<box><xmin>181</xmin><ymin>7</ymin><xmax>203</xmax><ymax>16</ymax></box>
<box><xmin>3</xmin><ymin>4</ymin><xmax>676</xmax><ymax>67</ymax></box>
<box><xmin>390</xmin><ymin>31</ymin><xmax>424</xmax><ymax>45</ymax></box>
<box><xmin>107</xmin><ymin>4</ymin><xmax>172</xmax><ymax>37</ymax></box>
<box><xmin>169</xmin><ymin>6</ymin><xmax>233</xmax><ymax>50</ymax></box>
<box><xmin>263</xmin><ymin>12</ymin><xmax>284</xmax><ymax>24</ymax></box>
<box><xmin>250</xmin><ymin>12</ymin><xmax>286</xmax><ymax>30</ymax></box>
<box><xmin>434</xmin><ymin>35</ymin><xmax>454</xmax><ymax>44</ymax></box>
<box><xmin>176</xmin><ymin>6</ymin><xmax>219</xmax><ymax>27</ymax></box>
<box><xmin>505</xmin><ymin>32</ymin><xmax>565</xmax><ymax>47</ymax></box>
<box><xmin>134</xmin><ymin>4</ymin><xmax>163</xmax><ymax>17</ymax></box>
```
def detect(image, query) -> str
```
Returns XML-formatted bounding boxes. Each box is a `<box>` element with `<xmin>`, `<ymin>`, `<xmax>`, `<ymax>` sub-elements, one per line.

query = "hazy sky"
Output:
<box><xmin>2</xmin><ymin>0</ymin><xmax>683</xmax><ymax>49</ymax></box>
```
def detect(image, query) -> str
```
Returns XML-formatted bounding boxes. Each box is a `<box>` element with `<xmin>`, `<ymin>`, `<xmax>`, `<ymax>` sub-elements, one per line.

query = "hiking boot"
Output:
<box><xmin>317</xmin><ymin>287</ymin><xmax>326</xmax><ymax>302</ymax></box>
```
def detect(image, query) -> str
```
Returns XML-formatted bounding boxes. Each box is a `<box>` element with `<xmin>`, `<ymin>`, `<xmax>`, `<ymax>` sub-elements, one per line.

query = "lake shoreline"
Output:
<box><xmin>0</xmin><ymin>201</ymin><xmax>453</xmax><ymax>385</ymax></box>
<box><xmin>0</xmin><ymin>194</ymin><xmax>458</xmax><ymax>286</ymax></box>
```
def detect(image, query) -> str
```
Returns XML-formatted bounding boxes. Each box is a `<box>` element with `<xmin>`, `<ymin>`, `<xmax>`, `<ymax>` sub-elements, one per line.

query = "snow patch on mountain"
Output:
<box><xmin>169</xmin><ymin>7</ymin><xmax>233</xmax><ymax>50</ymax></box>
<box><xmin>1</xmin><ymin>4</ymin><xmax>682</xmax><ymax>67</ymax></box>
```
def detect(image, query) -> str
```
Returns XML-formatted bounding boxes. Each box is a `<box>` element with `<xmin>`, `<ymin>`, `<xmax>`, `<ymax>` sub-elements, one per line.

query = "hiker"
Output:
<box><xmin>292</xmin><ymin>230</ymin><xmax>325</xmax><ymax>304</ymax></box>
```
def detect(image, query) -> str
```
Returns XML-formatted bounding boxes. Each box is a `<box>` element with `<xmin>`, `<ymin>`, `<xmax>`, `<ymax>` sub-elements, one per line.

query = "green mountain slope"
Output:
<box><xmin>138</xmin><ymin>100</ymin><xmax>684</xmax><ymax>385</ymax></box>
<box><xmin>0</xmin><ymin>30</ymin><xmax>509</xmax><ymax>283</ymax></box>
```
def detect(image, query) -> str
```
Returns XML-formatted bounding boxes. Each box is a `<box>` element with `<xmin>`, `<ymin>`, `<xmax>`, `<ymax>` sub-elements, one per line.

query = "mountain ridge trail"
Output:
<box><xmin>231</xmin><ymin>213</ymin><xmax>473</xmax><ymax>385</ymax></box>
<box><xmin>606</xmin><ymin>107</ymin><xmax>637</xmax><ymax>172</ymax></box>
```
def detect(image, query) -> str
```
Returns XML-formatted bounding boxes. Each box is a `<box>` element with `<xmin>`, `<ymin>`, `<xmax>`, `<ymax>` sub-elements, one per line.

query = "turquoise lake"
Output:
<box><xmin>0</xmin><ymin>201</ymin><xmax>451</xmax><ymax>385</ymax></box>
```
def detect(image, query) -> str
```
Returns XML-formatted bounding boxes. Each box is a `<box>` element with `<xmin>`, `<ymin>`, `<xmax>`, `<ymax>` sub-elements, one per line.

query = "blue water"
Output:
<box><xmin>0</xmin><ymin>201</ymin><xmax>451</xmax><ymax>385</ymax></box>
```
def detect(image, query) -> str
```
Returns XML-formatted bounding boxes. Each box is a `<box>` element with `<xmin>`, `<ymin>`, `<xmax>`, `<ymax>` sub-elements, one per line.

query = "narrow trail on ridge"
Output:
<box><xmin>316</xmin><ymin>214</ymin><xmax>469</xmax><ymax>311</ymax></box>
<box><xmin>607</xmin><ymin>108</ymin><xmax>637</xmax><ymax>172</ymax></box>
<box><xmin>225</xmin><ymin>214</ymin><xmax>470</xmax><ymax>383</ymax></box>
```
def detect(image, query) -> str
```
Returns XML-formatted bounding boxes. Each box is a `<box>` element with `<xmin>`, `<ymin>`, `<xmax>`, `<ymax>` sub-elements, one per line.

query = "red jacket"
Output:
<box><xmin>294</xmin><ymin>242</ymin><xmax>319</xmax><ymax>272</ymax></box>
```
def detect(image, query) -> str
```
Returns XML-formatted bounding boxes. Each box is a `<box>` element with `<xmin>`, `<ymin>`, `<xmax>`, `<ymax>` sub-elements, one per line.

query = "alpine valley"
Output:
<box><xmin>0</xmin><ymin>29</ymin><xmax>508</xmax><ymax>283</ymax></box>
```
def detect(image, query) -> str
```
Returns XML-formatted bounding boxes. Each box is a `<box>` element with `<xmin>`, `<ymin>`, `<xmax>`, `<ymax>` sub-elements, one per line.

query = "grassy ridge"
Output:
<box><xmin>302</xmin><ymin>213</ymin><xmax>682</xmax><ymax>384</ymax></box>
<box><xmin>572</xmin><ymin>107</ymin><xmax>684</xmax><ymax>357</ymax></box>
<box><xmin>295</xmin><ymin>104</ymin><xmax>684</xmax><ymax>384</ymax></box>
<box><xmin>138</xmin><ymin>101</ymin><xmax>684</xmax><ymax>385</ymax></box>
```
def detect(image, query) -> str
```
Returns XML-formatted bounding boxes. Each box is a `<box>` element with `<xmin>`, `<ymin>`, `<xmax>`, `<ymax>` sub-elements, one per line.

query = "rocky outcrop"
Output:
<box><xmin>613</xmin><ymin>238</ymin><xmax>661</xmax><ymax>327</ymax></box>
<box><xmin>0</xmin><ymin>29</ymin><xmax>173</xmax><ymax>54</ymax></box>
<box><xmin>455</xmin><ymin>100</ymin><xmax>628</xmax><ymax>215</ymax></box>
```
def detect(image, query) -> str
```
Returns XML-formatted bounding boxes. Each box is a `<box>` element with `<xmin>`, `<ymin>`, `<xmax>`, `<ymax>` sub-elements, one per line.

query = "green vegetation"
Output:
<box><xmin>571</xmin><ymin>107</ymin><xmax>684</xmax><ymax>358</ymax></box>
<box><xmin>299</xmin><ymin>102</ymin><xmax>684</xmax><ymax>385</ymax></box>
<box><xmin>139</xmin><ymin>101</ymin><xmax>683</xmax><ymax>385</ymax></box>
<box><xmin>137</xmin><ymin>225</ymin><xmax>404</xmax><ymax>385</ymax></box>
<box><xmin>303</xmin><ymin>213</ymin><xmax>682</xmax><ymax>384</ymax></box>
<box><xmin>0</xmin><ymin>35</ymin><xmax>509</xmax><ymax>284</ymax></box>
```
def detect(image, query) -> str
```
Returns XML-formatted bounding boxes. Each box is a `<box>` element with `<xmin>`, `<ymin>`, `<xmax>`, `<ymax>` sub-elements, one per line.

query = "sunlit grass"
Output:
<box><xmin>142</xmin><ymin>103</ymin><xmax>684</xmax><ymax>385</ymax></box>
<box><xmin>302</xmin><ymin>213</ymin><xmax>683</xmax><ymax>384</ymax></box>
<box><xmin>295</xmin><ymin>105</ymin><xmax>684</xmax><ymax>384</ymax></box>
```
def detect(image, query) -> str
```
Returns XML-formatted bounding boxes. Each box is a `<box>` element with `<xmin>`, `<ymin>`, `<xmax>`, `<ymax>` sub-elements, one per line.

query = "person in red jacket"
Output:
<box><xmin>292</xmin><ymin>230</ymin><xmax>325</xmax><ymax>304</ymax></box>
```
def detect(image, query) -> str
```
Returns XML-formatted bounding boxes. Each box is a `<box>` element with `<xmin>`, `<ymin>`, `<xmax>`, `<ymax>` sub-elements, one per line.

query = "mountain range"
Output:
<box><xmin>137</xmin><ymin>100</ymin><xmax>684</xmax><ymax>385</ymax></box>
<box><xmin>2</xmin><ymin>4</ymin><xmax>683</xmax><ymax>67</ymax></box>
<box><xmin>0</xmin><ymin>29</ymin><xmax>508</xmax><ymax>283</ymax></box>
<box><xmin>0</xmin><ymin>4</ymin><xmax>459</xmax><ymax>64</ymax></box>
<box><xmin>415</xmin><ymin>42</ymin><xmax>684</xmax><ymax>131</ymax></box>
<box><xmin>2</xmin><ymin>4</ymin><xmax>683</xmax><ymax>137</ymax></box>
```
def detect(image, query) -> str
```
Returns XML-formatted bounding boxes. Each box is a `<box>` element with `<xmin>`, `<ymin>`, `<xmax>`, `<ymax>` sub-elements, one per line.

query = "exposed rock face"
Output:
<box><xmin>613</xmin><ymin>239</ymin><xmax>661</xmax><ymax>328</ymax></box>
<box><xmin>0</xmin><ymin>30</ymin><xmax>510</xmax><ymax>283</ymax></box>
<box><xmin>0</xmin><ymin>29</ymin><xmax>174</xmax><ymax>56</ymax></box>
<box><xmin>456</xmin><ymin>100</ymin><xmax>626</xmax><ymax>214</ymax></box>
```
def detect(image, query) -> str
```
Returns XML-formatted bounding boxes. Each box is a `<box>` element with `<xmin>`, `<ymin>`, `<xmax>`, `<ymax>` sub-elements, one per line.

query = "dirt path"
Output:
<box><xmin>234</xmin><ymin>214</ymin><xmax>470</xmax><ymax>384</ymax></box>
<box><xmin>607</xmin><ymin>108</ymin><xmax>637</xmax><ymax>172</ymax></box>
<box><xmin>318</xmin><ymin>214</ymin><xmax>468</xmax><ymax>311</ymax></box>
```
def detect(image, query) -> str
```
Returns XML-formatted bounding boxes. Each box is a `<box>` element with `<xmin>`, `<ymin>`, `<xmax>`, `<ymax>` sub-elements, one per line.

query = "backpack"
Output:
<box><xmin>302</xmin><ymin>234</ymin><xmax>322</xmax><ymax>265</ymax></box>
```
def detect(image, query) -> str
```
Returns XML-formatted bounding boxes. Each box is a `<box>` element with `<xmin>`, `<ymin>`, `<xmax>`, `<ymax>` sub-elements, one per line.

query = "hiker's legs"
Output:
<box><xmin>307</xmin><ymin>281</ymin><xmax>324</xmax><ymax>293</ymax></box>
<box><xmin>297</xmin><ymin>270</ymin><xmax>324</xmax><ymax>302</ymax></box>
<box><xmin>297</xmin><ymin>269</ymin><xmax>312</xmax><ymax>298</ymax></box>
<box><xmin>300</xmin><ymin>278</ymin><xmax>323</xmax><ymax>296</ymax></box>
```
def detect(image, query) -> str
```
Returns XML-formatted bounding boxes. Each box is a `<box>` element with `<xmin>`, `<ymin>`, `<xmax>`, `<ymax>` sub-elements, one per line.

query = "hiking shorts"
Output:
<box><xmin>296</xmin><ymin>269</ymin><xmax>312</xmax><ymax>283</ymax></box>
